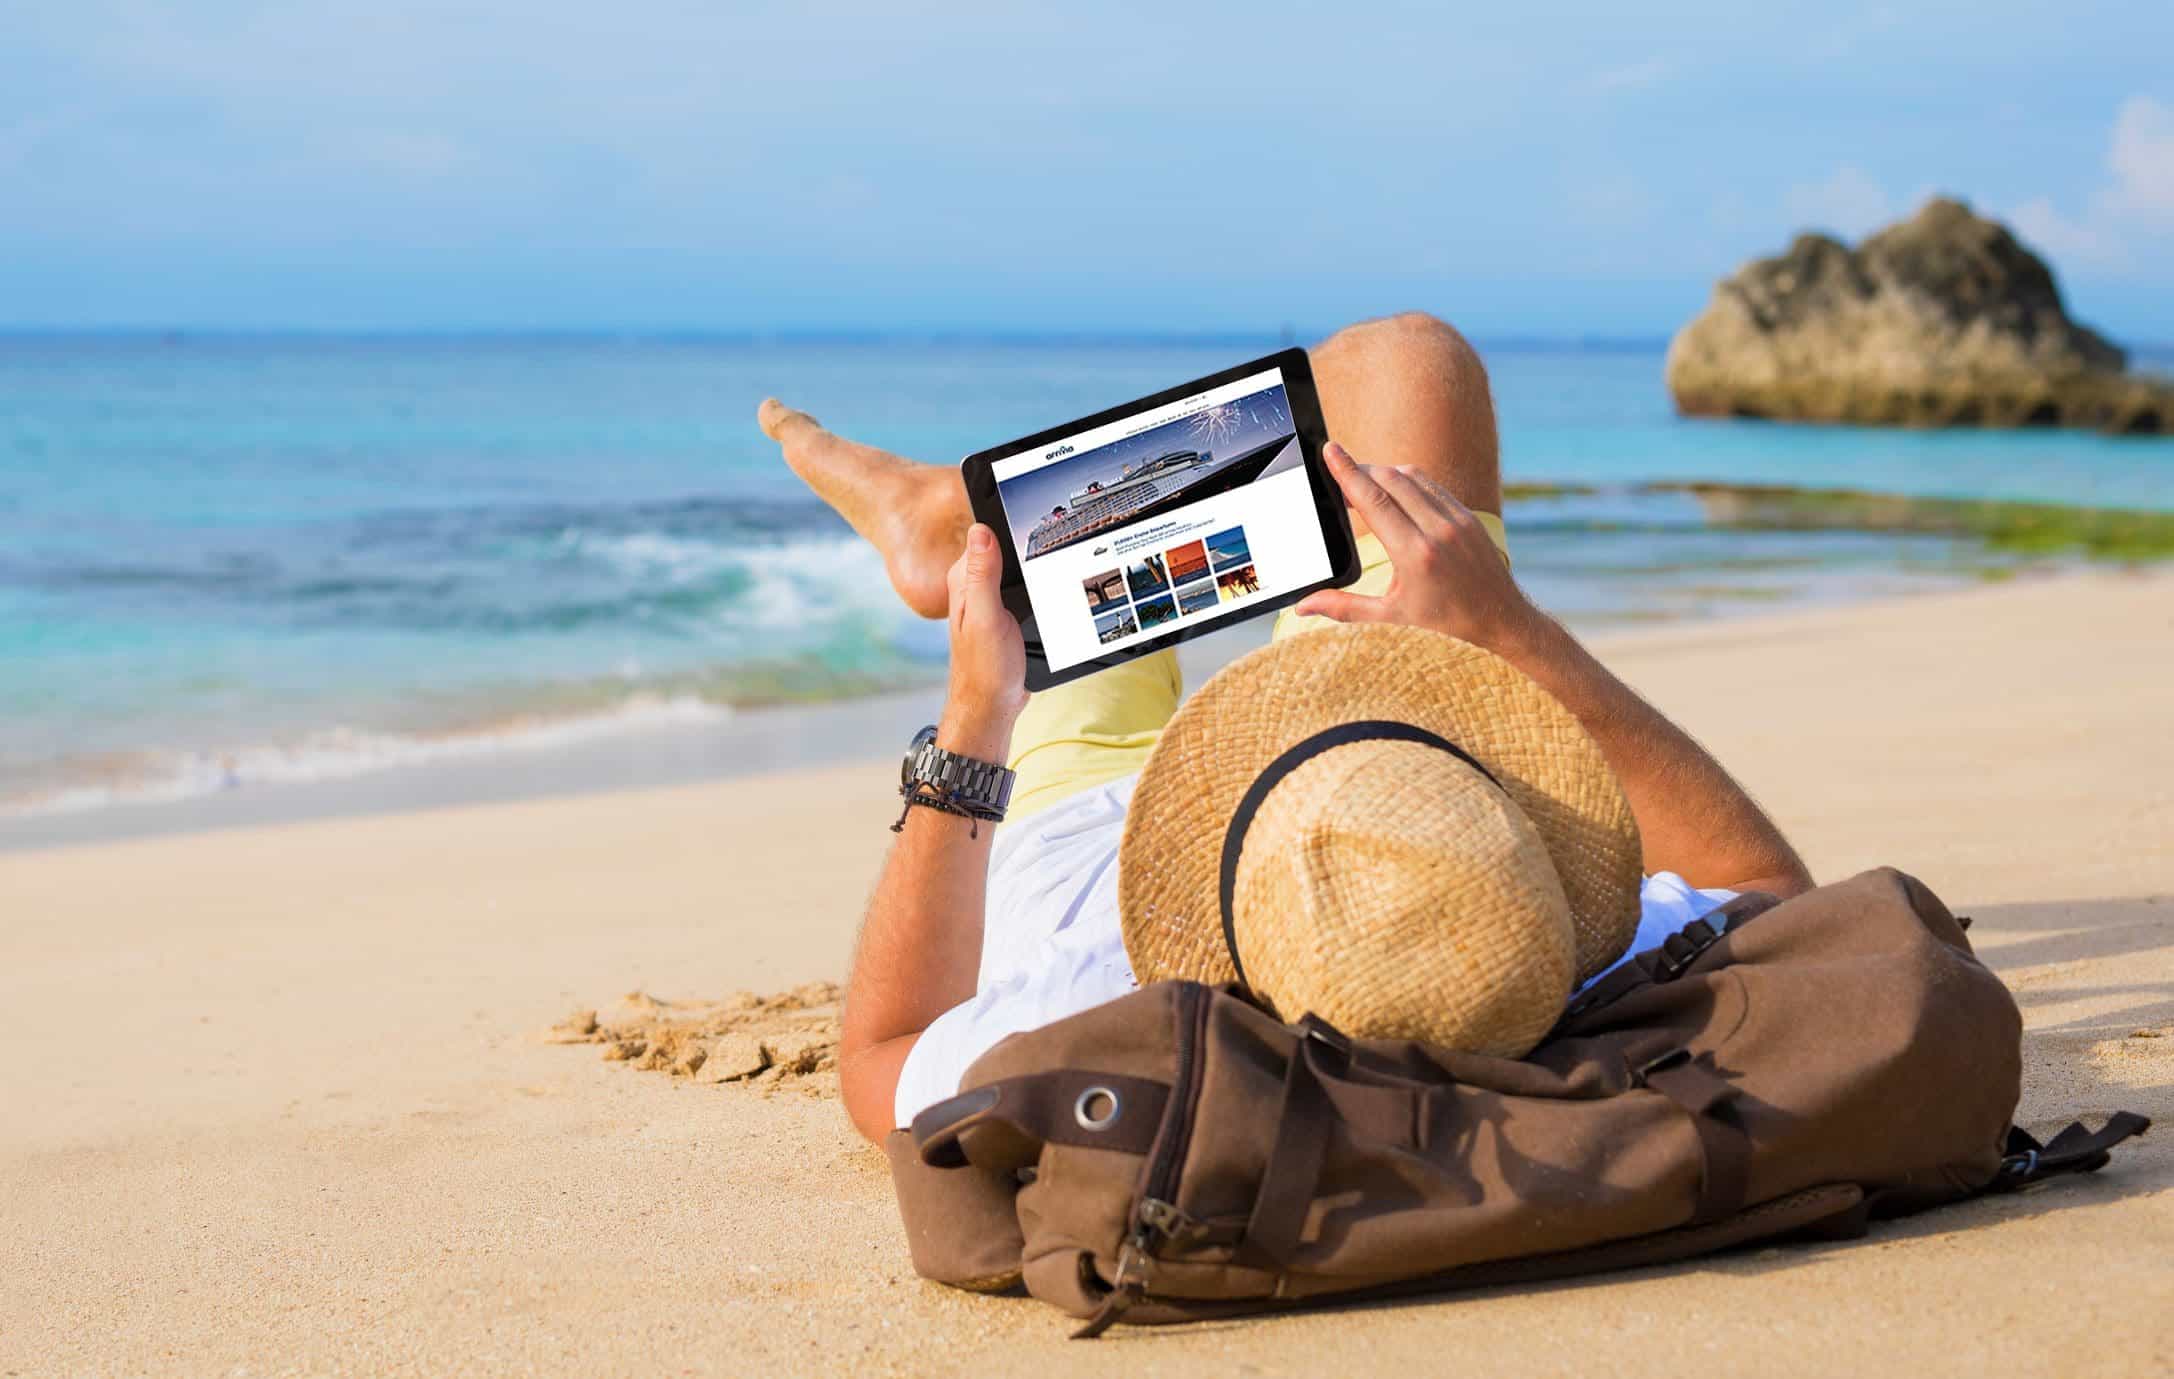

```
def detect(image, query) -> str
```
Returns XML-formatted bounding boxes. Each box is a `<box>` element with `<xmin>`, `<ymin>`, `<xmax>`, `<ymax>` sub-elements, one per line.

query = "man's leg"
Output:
<box><xmin>758</xmin><ymin>311</ymin><xmax>1502</xmax><ymax>618</ymax></box>
<box><xmin>758</xmin><ymin>310</ymin><xmax>1507</xmax><ymax>809</ymax></box>
<box><xmin>1310</xmin><ymin>310</ymin><xmax>1503</xmax><ymax>517</ymax></box>
<box><xmin>758</xmin><ymin>398</ymin><xmax>966</xmax><ymax>620</ymax></box>
<box><xmin>758</xmin><ymin>396</ymin><xmax>1176</xmax><ymax>817</ymax></box>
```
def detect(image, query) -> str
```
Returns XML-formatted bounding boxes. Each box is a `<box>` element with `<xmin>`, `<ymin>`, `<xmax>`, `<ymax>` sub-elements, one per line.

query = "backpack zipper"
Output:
<box><xmin>1145</xmin><ymin>983</ymin><xmax>1210</xmax><ymax>1213</ymax></box>
<box><xmin>1072</xmin><ymin>982</ymin><xmax>1211</xmax><ymax>1339</ymax></box>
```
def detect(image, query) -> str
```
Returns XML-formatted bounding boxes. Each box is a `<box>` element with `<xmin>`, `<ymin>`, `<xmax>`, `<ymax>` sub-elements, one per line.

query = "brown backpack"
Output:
<box><xmin>884</xmin><ymin>868</ymin><xmax>2149</xmax><ymax>1335</ymax></box>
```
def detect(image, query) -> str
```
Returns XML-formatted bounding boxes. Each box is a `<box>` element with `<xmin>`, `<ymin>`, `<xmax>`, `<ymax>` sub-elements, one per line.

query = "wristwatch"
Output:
<box><xmin>895</xmin><ymin>724</ymin><xmax>1015</xmax><ymax>834</ymax></box>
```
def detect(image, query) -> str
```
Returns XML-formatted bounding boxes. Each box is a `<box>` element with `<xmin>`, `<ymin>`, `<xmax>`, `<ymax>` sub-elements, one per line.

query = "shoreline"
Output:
<box><xmin>3</xmin><ymin>563</ymin><xmax>2156</xmax><ymax>855</ymax></box>
<box><xmin>7</xmin><ymin>479</ymin><xmax>2168</xmax><ymax>837</ymax></box>
<box><xmin>0</xmin><ymin>617</ymin><xmax>1272</xmax><ymax>853</ymax></box>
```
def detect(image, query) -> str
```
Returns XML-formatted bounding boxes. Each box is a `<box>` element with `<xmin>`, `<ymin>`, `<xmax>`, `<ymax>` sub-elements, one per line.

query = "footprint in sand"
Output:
<box><xmin>541</xmin><ymin>982</ymin><xmax>844</xmax><ymax>1098</ymax></box>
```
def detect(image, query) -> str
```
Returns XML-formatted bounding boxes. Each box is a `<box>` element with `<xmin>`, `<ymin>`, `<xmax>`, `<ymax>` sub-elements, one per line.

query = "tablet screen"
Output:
<box><xmin>987</xmin><ymin>364</ymin><xmax>1334</xmax><ymax>674</ymax></box>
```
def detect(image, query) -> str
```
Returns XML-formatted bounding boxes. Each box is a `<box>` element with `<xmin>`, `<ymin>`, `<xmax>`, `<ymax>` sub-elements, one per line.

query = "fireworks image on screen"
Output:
<box><xmin>1188</xmin><ymin>394</ymin><xmax>1290</xmax><ymax>448</ymax></box>
<box><xmin>1186</xmin><ymin>402</ymin><xmax>1241</xmax><ymax>446</ymax></box>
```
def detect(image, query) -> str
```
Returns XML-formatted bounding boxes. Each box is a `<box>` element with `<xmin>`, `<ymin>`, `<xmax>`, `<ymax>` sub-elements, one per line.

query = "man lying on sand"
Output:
<box><xmin>758</xmin><ymin>312</ymin><xmax>1814</xmax><ymax>1140</ymax></box>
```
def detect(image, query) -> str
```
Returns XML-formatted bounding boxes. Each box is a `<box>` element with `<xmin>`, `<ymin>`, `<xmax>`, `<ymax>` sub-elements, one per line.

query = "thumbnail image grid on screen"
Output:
<box><xmin>1069</xmin><ymin>523</ymin><xmax>1260</xmax><ymax>653</ymax></box>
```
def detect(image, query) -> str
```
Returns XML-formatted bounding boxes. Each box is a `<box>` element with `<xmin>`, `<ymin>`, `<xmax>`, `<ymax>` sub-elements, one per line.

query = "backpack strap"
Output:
<box><xmin>1242</xmin><ymin>1015</ymin><xmax>1417</xmax><ymax>1270</ymax></box>
<box><xmin>1243</xmin><ymin>1017</ymin><xmax>1345</xmax><ymax>1266</ymax></box>
<box><xmin>1635</xmin><ymin>1048</ymin><xmax>1751</xmax><ymax>1225</ymax></box>
<box><xmin>1990</xmin><ymin>1113</ymin><xmax>2151</xmax><ymax>1191</ymax></box>
<box><xmin>1559</xmin><ymin>890</ymin><xmax>1783</xmax><ymax>1027</ymax></box>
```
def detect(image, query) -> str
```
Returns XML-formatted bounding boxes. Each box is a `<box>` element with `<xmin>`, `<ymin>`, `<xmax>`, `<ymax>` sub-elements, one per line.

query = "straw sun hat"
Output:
<box><xmin>1117</xmin><ymin>623</ymin><xmax>1643</xmax><ymax>1059</ymax></box>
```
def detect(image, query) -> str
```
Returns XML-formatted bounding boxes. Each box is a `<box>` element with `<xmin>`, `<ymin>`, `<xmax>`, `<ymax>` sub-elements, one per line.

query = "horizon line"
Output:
<box><xmin>0</xmin><ymin>326</ymin><xmax>1682</xmax><ymax>353</ymax></box>
<box><xmin>7</xmin><ymin>326</ymin><xmax>2169</xmax><ymax>358</ymax></box>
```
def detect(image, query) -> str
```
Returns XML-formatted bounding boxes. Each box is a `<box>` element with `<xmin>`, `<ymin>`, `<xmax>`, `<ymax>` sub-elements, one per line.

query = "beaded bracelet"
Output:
<box><xmin>892</xmin><ymin>782</ymin><xmax>1004</xmax><ymax>838</ymax></box>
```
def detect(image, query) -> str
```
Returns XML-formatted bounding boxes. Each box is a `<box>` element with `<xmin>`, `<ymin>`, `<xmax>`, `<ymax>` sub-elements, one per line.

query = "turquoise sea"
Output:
<box><xmin>3</xmin><ymin>334</ymin><xmax>2169</xmax><ymax>816</ymax></box>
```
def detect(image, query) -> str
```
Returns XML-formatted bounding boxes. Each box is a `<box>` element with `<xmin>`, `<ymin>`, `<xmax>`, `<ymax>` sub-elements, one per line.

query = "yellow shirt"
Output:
<box><xmin>1007</xmin><ymin>513</ymin><xmax>1512</xmax><ymax>820</ymax></box>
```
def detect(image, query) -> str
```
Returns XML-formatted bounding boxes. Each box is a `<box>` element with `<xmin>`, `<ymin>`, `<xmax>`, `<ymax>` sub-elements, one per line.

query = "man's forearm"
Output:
<box><xmin>837</xmin><ymin>704</ymin><xmax>1015</xmax><ymax>1140</ymax></box>
<box><xmin>1289</xmin><ymin>449</ymin><xmax>1808</xmax><ymax>898</ymax></box>
<box><xmin>1495</xmin><ymin>613</ymin><xmax>1811</xmax><ymax>897</ymax></box>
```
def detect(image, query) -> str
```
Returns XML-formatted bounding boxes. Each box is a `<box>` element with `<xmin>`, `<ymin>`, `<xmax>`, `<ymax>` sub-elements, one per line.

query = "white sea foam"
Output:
<box><xmin>3</xmin><ymin>693</ymin><xmax>734</xmax><ymax>820</ymax></box>
<box><xmin>714</xmin><ymin>536</ymin><xmax>898</xmax><ymax>630</ymax></box>
<box><xmin>6</xmin><ymin>531</ymin><xmax>924</xmax><ymax>822</ymax></box>
<box><xmin>558</xmin><ymin>528</ymin><xmax>897</xmax><ymax>631</ymax></box>
<box><xmin>559</xmin><ymin>528</ymin><xmax>745</xmax><ymax>582</ymax></box>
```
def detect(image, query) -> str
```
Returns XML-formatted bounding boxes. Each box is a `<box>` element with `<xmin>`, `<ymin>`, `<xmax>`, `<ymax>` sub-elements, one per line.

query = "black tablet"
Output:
<box><xmin>962</xmin><ymin>349</ymin><xmax>1359</xmax><ymax>692</ymax></box>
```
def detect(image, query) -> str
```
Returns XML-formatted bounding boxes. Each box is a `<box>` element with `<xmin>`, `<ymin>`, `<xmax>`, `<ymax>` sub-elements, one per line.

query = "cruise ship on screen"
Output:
<box><xmin>1019</xmin><ymin>430</ymin><xmax>1299</xmax><ymax>558</ymax></box>
<box><xmin>1024</xmin><ymin>449</ymin><xmax>1214</xmax><ymax>558</ymax></box>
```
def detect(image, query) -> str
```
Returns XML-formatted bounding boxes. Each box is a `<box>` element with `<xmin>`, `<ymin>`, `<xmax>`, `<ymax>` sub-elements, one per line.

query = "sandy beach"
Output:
<box><xmin>4</xmin><ymin>568</ymin><xmax>2170</xmax><ymax>1377</ymax></box>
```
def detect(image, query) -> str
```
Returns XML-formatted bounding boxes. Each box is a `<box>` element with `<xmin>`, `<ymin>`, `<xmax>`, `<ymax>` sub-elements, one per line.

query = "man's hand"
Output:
<box><xmin>1294</xmin><ymin>441</ymin><xmax>1810</xmax><ymax>898</ymax></box>
<box><xmin>1293</xmin><ymin>442</ymin><xmax>1540</xmax><ymax>655</ymax></box>
<box><xmin>938</xmin><ymin>524</ymin><xmax>1028</xmax><ymax>757</ymax></box>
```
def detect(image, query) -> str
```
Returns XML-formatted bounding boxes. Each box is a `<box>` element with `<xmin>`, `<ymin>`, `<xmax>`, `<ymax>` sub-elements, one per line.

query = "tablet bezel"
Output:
<box><xmin>961</xmin><ymin>347</ymin><xmax>1359</xmax><ymax>693</ymax></box>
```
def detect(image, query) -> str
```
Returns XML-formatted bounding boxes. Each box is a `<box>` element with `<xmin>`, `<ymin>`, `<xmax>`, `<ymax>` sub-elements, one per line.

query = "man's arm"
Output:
<box><xmin>1294</xmin><ymin>444</ymin><xmax>1812</xmax><ymax>899</ymax></box>
<box><xmin>1489</xmin><ymin>614</ymin><xmax>1811</xmax><ymax>897</ymax></box>
<box><xmin>837</xmin><ymin>524</ymin><xmax>1028</xmax><ymax>1142</ymax></box>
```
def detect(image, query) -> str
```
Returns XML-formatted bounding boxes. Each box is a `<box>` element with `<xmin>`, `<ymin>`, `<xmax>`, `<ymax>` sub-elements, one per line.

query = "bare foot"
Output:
<box><xmin>757</xmin><ymin>399</ymin><xmax>972</xmax><ymax>619</ymax></box>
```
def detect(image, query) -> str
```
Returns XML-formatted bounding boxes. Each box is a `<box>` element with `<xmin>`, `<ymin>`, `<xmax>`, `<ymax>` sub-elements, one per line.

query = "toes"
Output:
<box><xmin>757</xmin><ymin>397</ymin><xmax>822</xmax><ymax>444</ymax></box>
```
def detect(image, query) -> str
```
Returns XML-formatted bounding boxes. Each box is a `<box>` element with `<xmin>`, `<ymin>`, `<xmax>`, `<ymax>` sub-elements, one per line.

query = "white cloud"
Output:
<box><xmin>2003</xmin><ymin>95</ymin><xmax>2174</xmax><ymax>272</ymax></box>
<box><xmin>1782</xmin><ymin>165</ymin><xmax>1893</xmax><ymax>238</ymax></box>
<box><xmin>2105</xmin><ymin>95</ymin><xmax>2174</xmax><ymax>220</ymax></box>
<box><xmin>2008</xmin><ymin>197</ymin><xmax>2123</xmax><ymax>268</ymax></box>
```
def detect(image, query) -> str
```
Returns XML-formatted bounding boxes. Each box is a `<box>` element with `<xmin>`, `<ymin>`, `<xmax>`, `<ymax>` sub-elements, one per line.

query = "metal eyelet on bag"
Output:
<box><xmin>1074</xmin><ymin>1085</ymin><xmax>1121</xmax><ymax>1131</ymax></box>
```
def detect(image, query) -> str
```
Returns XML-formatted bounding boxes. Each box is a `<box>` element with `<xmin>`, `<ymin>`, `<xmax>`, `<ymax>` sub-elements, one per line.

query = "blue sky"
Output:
<box><xmin>6</xmin><ymin>1</ymin><xmax>2173</xmax><ymax>340</ymax></box>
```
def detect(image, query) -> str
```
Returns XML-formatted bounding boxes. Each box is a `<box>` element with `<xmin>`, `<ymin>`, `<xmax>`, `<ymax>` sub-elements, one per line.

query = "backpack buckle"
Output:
<box><xmin>1634</xmin><ymin>1047</ymin><xmax>1692</xmax><ymax>1085</ymax></box>
<box><xmin>1653</xmin><ymin>919</ymin><xmax>1720</xmax><ymax>982</ymax></box>
<box><xmin>1298</xmin><ymin>1013</ymin><xmax>1352</xmax><ymax>1053</ymax></box>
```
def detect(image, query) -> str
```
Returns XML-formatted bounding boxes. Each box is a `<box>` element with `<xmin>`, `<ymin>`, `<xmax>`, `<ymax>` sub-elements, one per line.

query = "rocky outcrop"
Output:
<box><xmin>1666</xmin><ymin>197</ymin><xmax>2169</xmax><ymax>434</ymax></box>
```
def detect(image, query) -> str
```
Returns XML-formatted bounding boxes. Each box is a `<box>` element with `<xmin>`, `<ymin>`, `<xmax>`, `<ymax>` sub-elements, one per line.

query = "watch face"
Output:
<box><xmin>902</xmin><ymin>724</ymin><xmax>939</xmax><ymax>787</ymax></box>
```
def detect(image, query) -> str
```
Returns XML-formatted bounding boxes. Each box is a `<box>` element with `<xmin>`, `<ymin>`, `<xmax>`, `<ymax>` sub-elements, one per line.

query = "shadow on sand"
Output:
<box><xmin>1971</xmin><ymin>895</ymin><xmax>2174</xmax><ymax>1043</ymax></box>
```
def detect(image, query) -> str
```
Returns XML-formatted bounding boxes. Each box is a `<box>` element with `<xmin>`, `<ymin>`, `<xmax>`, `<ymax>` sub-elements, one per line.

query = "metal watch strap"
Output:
<box><xmin>901</xmin><ymin>735</ymin><xmax>1015</xmax><ymax>818</ymax></box>
<box><xmin>917</xmin><ymin>743</ymin><xmax>1013</xmax><ymax>812</ymax></box>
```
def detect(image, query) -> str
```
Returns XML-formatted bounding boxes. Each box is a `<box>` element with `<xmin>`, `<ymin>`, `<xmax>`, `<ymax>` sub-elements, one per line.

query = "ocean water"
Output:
<box><xmin>3</xmin><ymin>333</ymin><xmax>2169</xmax><ymax>816</ymax></box>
